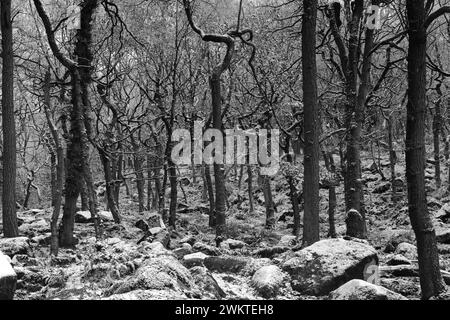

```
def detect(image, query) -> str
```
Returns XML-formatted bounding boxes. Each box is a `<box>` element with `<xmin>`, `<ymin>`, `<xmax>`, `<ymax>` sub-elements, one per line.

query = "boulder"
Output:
<box><xmin>146</xmin><ymin>212</ymin><xmax>165</xmax><ymax>229</ymax></box>
<box><xmin>282</xmin><ymin>238</ymin><xmax>378</xmax><ymax>295</ymax></box>
<box><xmin>204</xmin><ymin>255</ymin><xmax>248</xmax><ymax>274</ymax></box>
<box><xmin>386</xmin><ymin>255</ymin><xmax>411</xmax><ymax>266</ymax></box>
<box><xmin>192</xmin><ymin>242</ymin><xmax>221</xmax><ymax>256</ymax></box>
<box><xmin>251</xmin><ymin>265</ymin><xmax>285</xmax><ymax>298</ymax></box>
<box><xmin>394</xmin><ymin>242</ymin><xmax>417</xmax><ymax>260</ymax></box>
<box><xmin>253</xmin><ymin>246</ymin><xmax>290</xmax><ymax>258</ymax></box>
<box><xmin>278</xmin><ymin>235</ymin><xmax>298</xmax><ymax>247</ymax></box>
<box><xmin>179</xmin><ymin>235</ymin><xmax>196</xmax><ymax>246</ymax></box>
<box><xmin>329</xmin><ymin>279</ymin><xmax>407</xmax><ymax>300</ymax></box>
<box><xmin>221</xmin><ymin>239</ymin><xmax>246</xmax><ymax>250</ymax></box>
<box><xmin>373</xmin><ymin>182</ymin><xmax>391</xmax><ymax>194</ymax></box>
<box><xmin>436</xmin><ymin>203</ymin><xmax>450</xmax><ymax>222</ymax></box>
<box><xmin>75</xmin><ymin>211</ymin><xmax>92</xmax><ymax>223</ymax></box>
<box><xmin>190</xmin><ymin>266</ymin><xmax>226</xmax><ymax>299</ymax></box>
<box><xmin>436</xmin><ymin>227</ymin><xmax>450</xmax><ymax>244</ymax></box>
<box><xmin>0</xmin><ymin>252</ymin><xmax>17</xmax><ymax>300</ymax></box>
<box><xmin>112</xmin><ymin>256</ymin><xmax>194</xmax><ymax>295</ymax></box>
<box><xmin>0</xmin><ymin>237</ymin><xmax>30</xmax><ymax>257</ymax></box>
<box><xmin>98</xmin><ymin>211</ymin><xmax>114</xmax><ymax>222</ymax></box>
<box><xmin>173</xmin><ymin>243</ymin><xmax>192</xmax><ymax>258</ymax></box>
<box><xmin>135</xmin><ymin>219</ymin><xmax>149</xmax><ymax>232</ymax></box>
<box><xmin>183</xmin><ymin>252</ymin><xmax>209</xmax><ymax>268</ymax></box>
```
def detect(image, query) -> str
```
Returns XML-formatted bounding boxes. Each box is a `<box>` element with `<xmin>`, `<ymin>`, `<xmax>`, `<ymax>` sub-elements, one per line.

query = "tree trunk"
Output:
<box><xmin>100</xmin><ymin>150</ymin><xmax>121</xmax><ymax>223</ymax></box>
<box><xmin>388</xmin><ymin>116</ymin><xmax>398</xmax><ymax>203</ymax></box>
<box><xmin>433</xmin><ymin>84</ymin><xmax>442</xmax><ymax>189</ymax></box>
<box><xmin>302</xmin><ymin>0</ymin><xmax>320</xmax><ymax>246</ymax></box>
<box><xmin>405</xmin><ymin>0</ymin><xmax>446</xmax><ymax>299</ymax></box>
<box><xmin>205</xmin><ymin>164</ymin><xmax>216</xmax><ymax>227</ymax></box>
<box><xmin>133</xmin><ymin>149</ymin><xmax>146</xmax><ymax>213</ymax></box>
<box><xmin>1</xmin><ymin>0</ymin><xmax>19</xmax><ymax>237</ymax></box>
<box><xmin>210</xmin><ymin>74</ymin><xmax>227</xmax><ymax>242</ymax></box>
<box><xmin>259</xmin><ymin>173</ymin><xmax>275</xmax><ymax>229</ymax></box>
<box><xmin>43</xmin><ymin>71</ymin><xmax>64</xmax><ymax>256</ymax></box>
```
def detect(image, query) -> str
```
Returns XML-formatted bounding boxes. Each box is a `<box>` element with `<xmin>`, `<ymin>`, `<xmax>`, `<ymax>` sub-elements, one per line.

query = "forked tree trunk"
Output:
<box><xmin>405</xmin><ymin>0</ymin><xmax>446</xmax><ymax>299</ymax></box>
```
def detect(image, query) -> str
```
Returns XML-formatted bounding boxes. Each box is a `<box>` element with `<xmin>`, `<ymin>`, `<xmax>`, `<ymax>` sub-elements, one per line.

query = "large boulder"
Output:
<box><xmin>204</xmin><ymin>256</ymin><xmax>248</xmax><ymax>274</ymax></box>
<box><xmin>282</xmin><ymin>238</ymin><xmax>378</xmax><ymax>295</ymax></box>
<box><xmin>0</xmin><ymin>252</ymin><xmax>17</xmax><ymax>300</ymax></box>
<box><xmin>111</xmin><ymin>256</ymin><xmax>194</xmax><ymax>295</ymax></box>
<box><xmin>329</xmin><ymin>279</ymin><xmax>408</xmax><ymax>300</ymax></box>
<box><xmin>146</xmin><ymin>212</ymin><xmax>166</xmax><ymax>229</ymax></box>
<box><xmin>183</xmin><ymin>252</ymin><xmax>209</xmax><ymax>268</ymax></box>
<box><xmin>0</xmin><ymin>237</ymin><xmax>30</xmax><ymax>257</ymax></box>
<box><xmin>190</xmin><ymin>266</ymin><xmax>226</xmax><ymax>299</ymax></box>
<box><xmin>251</xmin><ymin>265</ymin><xmax>285</xmax><ymax>298</ymax></box>
<box><xmin>394</xmin><ymin>242</ymin><xmax>417</xmax><ymax>260</ymax></box>
<box><xmin>74</xmin><ymin>211</ymin><xmax>92</xmax><ymax>223</ymax></box>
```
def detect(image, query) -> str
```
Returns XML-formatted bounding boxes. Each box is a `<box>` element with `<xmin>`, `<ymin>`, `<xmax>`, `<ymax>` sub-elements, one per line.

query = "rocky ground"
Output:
<box><xmin>1</xmin><ymin>154</ymin><xmax>450</xmax><ymax>300</ymax></box>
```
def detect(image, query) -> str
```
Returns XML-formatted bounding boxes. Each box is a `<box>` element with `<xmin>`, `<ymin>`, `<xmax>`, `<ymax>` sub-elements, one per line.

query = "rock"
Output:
<box><xmin>204</xmin><ymin>256</ymin><xmax>248</xmax><ymax>274</ymax></box>
<box><xmin>282</xmin><ymin>238</ymin><xmax>378</xmax><ymax>295</ymax></box>
<box><xmin>278</xmin><ymin>235</ymin><xmax>298</xmax><ymax>247</ymax></box>
<box><xmin>149</xmin><ymin>227</ymin><xmax>163</xmax><ymax>235</ymax></box>
<box><xmin>190</xmin><ymin>266</ymin><xmax>226</xmax><ymax>299</ymax></box>
<box><xmin>373</xmin><ymin>182</ymin><xmax>391</xmax><ymax>194</ymax></box>
<box><xmin>221</xmin><ymin>239</ymin><xmax>246</xmax><ymax>250</ymax></box>
<box><xmin>75</xmin><ymin>211</ymin><xmax>92</xmax><ymax>223</ymax></box>
<box><xmin>11</xmin><ymin>255</ymin><xmax>39</xmax><ymax>267</ymax></box>
<box><xmin>386</xmin><ymin>255</ymin><xmax>412</xmax><ymax>266</ymax></box>
<box><xmin>254</xmin><ymin>246</ymin><xmax>290</xmax><ymax>258</ymax></box>
<box><xmin>18</xmin><ymin>219</ymin><xmax>49</xmax><ymax>236</ymax></box>
<box><xmin>0</xmin><ymin>237</ymin><xmax>30</xmax><ymax>257</ymax></box>
<box><xmin>31</xmin><ymin>233</ymin><xmax>52</xmax><ymax>246</ymax></box>
<box><xmin>183</xmin><ymin>252</ymin><xmax>209</xmax><ymax>268</ymax></box>
<box><xmin>382</xmin><ymin>229</ymin><xmax>416</xmax><ymax>253</ymax></box>
<box><xmin>192</xmin><ymin>242</ymin><xmax>221</xmax><ymax>256</ymax></box>
<box><xmin>180</xmin><ymin>235</ymin><xmax>196</xmax><ymax>246</ymax></box>
<box><xmin>436</xmin><ymin>203</ymin><xmax>450</xmax><ymax>222</ymax></box>
<box><xmin>380</xmin><ymin>278</ymin><xmax>420</xmax><ymax>297</ymax></box>
<box><xmin>436</xmin><ymin>227</ymin><xmax>450</xmax><ymax>244</ymax></box>
<box><xmin>251</xmin><ymin>265</ymin><xmax>285</xmax><ymax>298</ymax></box>
<box><xmin>98</xmin><ymin>211</ymin><xmax>114</xmax><ymax>222</ymax></box>
<box><xmin>146</xmin><ymin>212</ymin><xmax>165</xmax><ymax>229</ymax></box>
<box><xmin>154</xmin><ymin>231</ymin><xmax>170</xmax><ymax>248</ymax></box>
<box><xmin>329</xmin><ymin>279</ymin><xmax>408</xmax><ymax>300</ymax></box>
<box><xmin>394</xmin><ymin>243</ymin><xmax>417</xmax><ymax>260</ymax></box>
<box><xmin>135</xmin><ymin>219</ymin><xmax>149</xmax><ymax>232</ymax></box>
<box><xmin>345</xmin><ymin>210</ymin><xmax>365</xmax><ymax>238</ymax></box>
<box><xmin>242</xmin><ymin>258</ymin><xmax>274</xmax><ymax>276</ymax></box>
<box><xmin>112</xmin><ymin>256</ymin><xmax>194</xmax><ymax>294</ymax></box>
<box><xmin>0</xmin><ymin>252</ymin><xmax>17</xmax><ymax>299</ymax></box>
<box><xmin>277</xmin><ymin>210</ymin><xmax>294</xmax><ymax>222</ymax></box>
<box><xmin>173</xmin><ymin>244</ymin><xmax>192</xmax><ymax>258</ymax></box>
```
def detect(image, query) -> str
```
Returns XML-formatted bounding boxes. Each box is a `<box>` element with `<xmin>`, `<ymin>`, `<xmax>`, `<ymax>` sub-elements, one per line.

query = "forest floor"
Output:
<box><xmin>3</xmin><ymin>152</ymin><xmax>450</xmax><ymax>300</ymax></box>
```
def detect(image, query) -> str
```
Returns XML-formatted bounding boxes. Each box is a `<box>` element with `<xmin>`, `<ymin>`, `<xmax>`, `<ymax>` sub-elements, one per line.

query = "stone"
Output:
<box><xmin>135</xmin><ymin>219</ymin><xmax>149</xmax><ymax>232</ymax></box>
<box><xmin>183</xmin><ymin>252</ymin><xmax>209</xmax><ymax>268</ymax></box>
<box><xmin>394</xmin><ymin>242</ymin><xmax>417</xmax><ymax>260</ymax></box>
<box><xmin>113</xmin><ymin>256</ymin><xmax>194</xmax><ymax>294</ymax></box>
<box><xmin>193</xmin><ymin>242</ymin><xmax>221</xmax><ymax>256</ymax></box>
<box><xmin>278</xmin><ymin>235</ymin><xmax>298</xmax><ymax>247</ymax></box>
<box><xmin>386</xmin><ymin>255</ymin><xmax>412</xmax><ymax>266</ymax></box>
<box><xmin>0</xmin><ymin>252</ymin><xmax>17</xmax><ymax>300</ymax></box>
<box><xmin>146</xmin><ymin>212</ymin><xmax>165</xmax><ymax>229</ymax></box>
<box><xmin>31</xmin><ymin>233</ymin><xmax>52</xmax><ymax>246</ymax></box>
<box><xmin>329</xmin><ymin>279</ymin><xmax>408</xmax><ymax>300</ymax></box>
<box><xmin>190</xmin><ymin>266</ymin><xmax>226</xmax><ymax>299</ymax></box>
<box><xmin>0</xmin><ymin>237</ymin><xmax>30</xmax><ymax>257</ymax></box>
<box><xmin>436</xmin><ymin>227</ymin><xmax>450</xmax><ymax>244</ymax></box>
<box><xmin>253</xmin><ymin>246</ymin><xmax>290</xmax><ymax>258</ymax></box>
<box><xmin>282</xmin><ymin>238</ymin><xmax>378</xmax><ymax>295</ymax></box>
<box><xmin>98</xmin><ymin>211</ymin><xmax>114</xmax><ymax>222</ymax></box>
<box><xmin>373</xmin><ymin>182</ymin><xmax>391</xmax><ymax>194</ymax></box>
<box><xmin>75</xmin><ymin>211</ymin><xmax>92</xmax><ymax>223</ymax></box>
<box><xmin>221</xmin><ymin>239</ymin><xmax>246</xmax><ymax>250</ymax></box>
<box><xmin>436</xmin><ymin>203</ymin><xmax>450</xmax><ymax>222</ymax></box>
<box><xmin>204</xmin><ymin>256</ymin><xmax>248</xmax><ymax>274</ymax></box>
<box><xmin>180</xmin><ymin>235</ymin><xmax>196</xmax><ymax>246</ymax></box>
<box><xmin>251</xmin><ymin>265</ymin><xmax>285</xmax><ymax>298</ymax></box>
<box><xmin>173</xmin><ymin>244</ymin><xmax>192</xmax><ymax>258</ymax></box>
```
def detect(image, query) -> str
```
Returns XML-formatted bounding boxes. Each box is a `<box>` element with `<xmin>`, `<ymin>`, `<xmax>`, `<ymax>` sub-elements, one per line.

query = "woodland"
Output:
<box><xmin>0</xmin><ymin>0</ymin><xmax>450</xmax><ymax>301</ymax></box>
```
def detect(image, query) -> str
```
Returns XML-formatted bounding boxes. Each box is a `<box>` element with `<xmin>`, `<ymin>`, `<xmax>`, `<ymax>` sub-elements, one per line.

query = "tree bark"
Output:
<box><xmin>405</xmin><ymin>0</ymin><xmax>446</xmax><ymax>299</ymax></box>
<box><xmin>1</xmin><ymin>0</ymin><xmax>19</xmax><ymax>237</ymax></box>
<box><xmin>302</xmin><ymin>0</ymin><xmax>320</xmax><ymax>246</ymax></box>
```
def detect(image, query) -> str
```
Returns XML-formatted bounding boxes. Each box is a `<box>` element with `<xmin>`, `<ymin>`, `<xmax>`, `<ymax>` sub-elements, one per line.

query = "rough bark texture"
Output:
<box><xmin>302</xmin><ymin>0</ymin><xmax>320</xmax><ymax>246</ymax></box>
<box><xmin>405</xmin><ymin>0</ymin><xmax>446</xmax><ymax>299</ymax></box>
<box><xmin>1</xmin><ymin>0</ymin><xmax>20</xmax><ymax>237</ymax></box>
